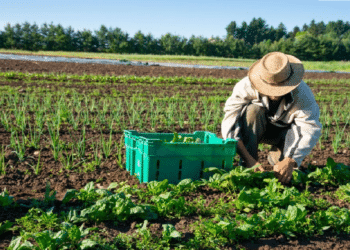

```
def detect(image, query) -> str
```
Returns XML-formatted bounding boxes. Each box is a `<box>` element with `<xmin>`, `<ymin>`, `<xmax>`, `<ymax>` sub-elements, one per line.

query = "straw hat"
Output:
<box><xmin>248</xmin><ymin>52</ymin><xmax>305</xmax><ymax>97</ymax></box>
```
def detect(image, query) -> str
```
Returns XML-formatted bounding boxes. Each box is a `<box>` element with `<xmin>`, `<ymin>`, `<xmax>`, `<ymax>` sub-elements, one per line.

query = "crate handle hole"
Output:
<box><xmin>200</xmin><ymin>161</ymin><xmax>204</xmax><ymax>178</ymax></box>
<box><xmin>222</xmin><ymin>160</ymin><xmax>225</xmax><ymax>168</ymax></box>
<box><xmin>156</xmin><ymin>160</ymin><xmax>160</xmax><ymax>180</ymax></box>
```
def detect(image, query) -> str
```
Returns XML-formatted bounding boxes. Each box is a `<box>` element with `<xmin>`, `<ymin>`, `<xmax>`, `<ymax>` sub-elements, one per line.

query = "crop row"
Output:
<box><xmin>2</xmin><ymin>71</ymin><xmax>350</xmax><ymax>87</ymax></box>
<box><xmin>0</xmin><ymin>82</ymin><xmax>348</xmax><ymax>172</ymax></box>
<box><xmin>0</xmin><ymin>71</ymin><xmax>240</xmax><ymax>86</ymax></box>
<box><xmin>2</xmin><ymin>158</ymin><xmax>350</xmax><ymax>249</ymax></box>
<box><xmin>0</xmin><ymin>70</ymin><xmax>350</xmax><ymax>249</ymax></box>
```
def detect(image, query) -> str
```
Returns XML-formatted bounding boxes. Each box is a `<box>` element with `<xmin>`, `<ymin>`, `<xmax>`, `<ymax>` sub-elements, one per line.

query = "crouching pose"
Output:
<box><xmin>221</xmin><ymin>52</ymin><xmax>322</xmax><ymax>184</ymax></box>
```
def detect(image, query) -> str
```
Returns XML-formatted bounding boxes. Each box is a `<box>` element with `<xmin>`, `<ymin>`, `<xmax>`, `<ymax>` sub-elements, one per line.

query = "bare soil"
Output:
<box><xmin>1</xmin><ymin>58</ymin><xmax>350</xmax><ymax>79</ymax></box>
<box><xmin>0</xmin><ymin>58</ymin><xmax>350</xmax><ymax>249</ymax></box>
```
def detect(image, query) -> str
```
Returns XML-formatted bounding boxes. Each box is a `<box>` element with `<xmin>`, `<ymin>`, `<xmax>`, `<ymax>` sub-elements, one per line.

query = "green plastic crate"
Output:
<box><xmin>124</xmin><ymin>130</ymin><xmax>237</xmax><ymax>184</ymax></box>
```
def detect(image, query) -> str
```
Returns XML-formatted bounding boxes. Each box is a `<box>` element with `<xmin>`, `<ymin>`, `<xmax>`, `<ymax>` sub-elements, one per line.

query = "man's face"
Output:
<box><xmin>268</xmin><ymin>95</ymin><xmax>282</xmax><ymax>101</ymax></box>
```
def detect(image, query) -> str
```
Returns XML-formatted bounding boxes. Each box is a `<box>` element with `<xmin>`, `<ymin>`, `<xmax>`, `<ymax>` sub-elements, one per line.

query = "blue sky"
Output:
<box><xmin>0</xmin><ymin>0</ymin><xmax>349</xmax><ymax>39</ymax></box>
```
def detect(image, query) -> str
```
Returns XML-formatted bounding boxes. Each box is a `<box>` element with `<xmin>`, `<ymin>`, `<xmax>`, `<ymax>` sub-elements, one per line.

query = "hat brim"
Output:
<box><xmin>248</xmin><ymin>54</ymin><xmax>304</xmax><ymax>97</ymax></box>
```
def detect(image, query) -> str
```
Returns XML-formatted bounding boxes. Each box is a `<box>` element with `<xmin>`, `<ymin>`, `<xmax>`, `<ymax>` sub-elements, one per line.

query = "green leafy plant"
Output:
<box><xmin>0</xmin><ymin>146</ymin><xmax>8</xmax><ymax>175</ymax></box>
<box><xmin>0</xmin><ymin>188</ymin><xmax>15</xmax><ymax>207</ymax></box>
<box><xmin>308</xmin><ymin>158</ymin><xmax>350</xmax><ymax>186</ymax></box>
<box><xmin>0</xmin><ymin>220</ymin><xmax>13</xmax><ymax>236</ymax></box>
<box><xmin>16</xmin><ymin>207</ymin><xmax>59</xmax><ymax>235</ymax></box>
<box><xmin>151</xmin><ymin>191</ymin><xmax>196</xmax><ymax>218</ymax></box>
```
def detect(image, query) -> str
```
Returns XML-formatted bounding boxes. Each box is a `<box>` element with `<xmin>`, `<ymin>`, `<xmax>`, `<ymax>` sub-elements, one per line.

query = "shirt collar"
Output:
<box><xmin>284</xmin><ymin>92</ymin><xmax>294</xmax><ymax>111</ymax></box>
<box><xmin>257</xmin><ymin>91</ymin><xmax>294</xmax><ymax>110</ymax></box>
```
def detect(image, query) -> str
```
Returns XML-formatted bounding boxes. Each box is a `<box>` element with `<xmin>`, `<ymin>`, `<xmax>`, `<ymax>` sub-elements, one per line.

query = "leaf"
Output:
<box><xmin>53</xmin><ymin>229</ymin><xmax>68</xmax><ymax>244</ymax></box>
<box><xmin>17</xmin><ymin>241</ymin><xmax>33</xmax><ymax>250</ymax></box>
<box><xmin>158</xmin><ymin>192</ymin><xmax>173</xmax><ymax>200</ymax></box>
<box><xmin>243</xmin><ymin>164</ymin><xmax>261</xmax><ymax>173</ymax></box>
<box><xmin>66</xmin><ymin>209</ymin><xmax>82</xmax><ymax>223</ymax></box>
<box><xmin>8</xmin><ymin>236</ymin><xmax>23</xmax><ymax>250</ymax></box>
<box><xmin>285</xmin><ymin>205</ymin><xmax>298</xmax><ymax>221</ymax></box>
<box><xmin>34</xmin><ymin>230</ymin><xmax>56</xmax><ymax>249</ymax></box>
<box><xmin>79</xmin><ymin>239</ymin><xmax>97</xmax><ymax>249</ymax></box>
<box><xmin>79</xmin><ymin>224</ymin><xmax>90</xmax><ymax>237</ymax></box>
<box><xmin>177</xmin><ymin>179</ymin><xmax>192</xmax><ymax>186</ymax></box>
<box><xmin>170</xmin><ymin>230</ymin><xmax>182</xmax><ymax>238</ymax></box>
<box><xmin>326</xmin><ymin>157</ymin><xmax>336</xmax><ymax>168</ymax></box>
<box><xmin>83</xmin><ymin>182</ymin><xmax>95</xmax><ymax>193</ymax></box>
<box><xmin>130</xmin><ymin>206</ymin><xmax>145</xmax><ymax>215</ymax></box>
<box><xmin>147</xmin><ymin>179</ymin><xmax>169</xmax><ymax>195</ymax></box>
<box><xmin>62</xmin><ymin>189</ymin><xmax>77</xmax><ymax>204</ymax></box>
<box><xmin>218</xmin><ymin>221</ymin><xmax>230</xmax><ymax>227</ymax></box>
<box><xmin>0</xmin><ymin>220</ymin><xmax>13</xmax><ymax>235</ymax></box>
<box><xmin>204</xmin><ymin>167</ymin><xmax>222</xmax><ymax>174</ymax></box>
<box><xmin>283</xmin><ymin>230</ymin><xmax>296</xmax><ymax>237</ymax></box>
<box><xmin>95</xmin><ymin>189</ymin><xmax>109</xmax><ymax>196</ymax></box>
<box><xmin>107</xmin><ymin>182</ymin><xmax>119</xmax><ymax>190</ymax></box>
<box><xmin>162</xmin><ymin>224</ymin><xmax>181</xmax><ymax>238</ymax></box>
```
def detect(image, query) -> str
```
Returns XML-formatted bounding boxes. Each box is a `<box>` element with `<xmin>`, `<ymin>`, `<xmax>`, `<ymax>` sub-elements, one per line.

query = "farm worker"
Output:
<box><xmin>221</xmin><ymin>51</ymin><xmax>322</xmax><ymax>184</ymax></box>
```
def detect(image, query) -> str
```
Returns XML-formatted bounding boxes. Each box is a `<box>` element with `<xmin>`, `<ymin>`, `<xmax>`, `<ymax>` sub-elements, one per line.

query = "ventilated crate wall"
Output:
<box><xmin>124</xmin><ymin>130</ymin><xmax>237</xmax><ymax>184</ymax></box>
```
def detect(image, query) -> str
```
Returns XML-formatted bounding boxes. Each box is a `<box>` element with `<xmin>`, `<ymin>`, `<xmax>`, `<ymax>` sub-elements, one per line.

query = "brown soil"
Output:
<box><xmin>1</xmin><ymin>59</ymin><xmax>350</xmax><ymax>79</ymax></box>
<box><xmin>1</xmin><ymin>58</ymin><xmax>350</xmax><ymax>250</ymax></box>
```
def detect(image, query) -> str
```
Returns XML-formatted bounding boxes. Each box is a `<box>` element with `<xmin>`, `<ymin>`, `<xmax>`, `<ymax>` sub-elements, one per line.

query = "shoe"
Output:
<box><xmin>268</xmin><ymin>146</ymin><xmax>283</xmax><ymax>166</ymax></box>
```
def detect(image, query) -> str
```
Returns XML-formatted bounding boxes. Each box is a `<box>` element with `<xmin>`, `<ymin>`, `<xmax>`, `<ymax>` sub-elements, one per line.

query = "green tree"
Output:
<box><xmin>302</xmin><ymin>24</ymin><xmax>308</xmax><ymax>31</ymax></box>
<box><xmin>265</xmin><ymin>26</ymin><xmax>277</xmax><ymax>42</ymax></box>
<box><xmin>20</xmin><ymin>22</ymin><xmax>42</xmax><ymax>51</ymax></box>
<box><xmin>0</xmin><ymin>30</ymin><xmax>4</xmax><ymax>48</ymax></box>
<box><xmin>40</xmin><ymin>23</ymin><xmax>56</xmax><ymax>50</ymax></box>
<box><xmin>275</xmin><ymin>23</ymin><xmax>287</xmax><ymax>41</ymax></box>
<box><xmin>246</xmin><ymin>18</ymin><xmax>269</xmax><ymax>45</ymax></box>
<box><xmin>294</xmin><ymin>33</ymin><xmax>320</xmax><ymax>60</ymax></box>
<box><xmin>144</xmin><ymin>33</ymin><xmax>160</xmax><ymax>54</ymax></box>
<box><xmin>132</xmin><ymin>31</ymin><xmax>148</xmax><ymax>54</ymax></box>
<box><xmin>95</xmin><ymin>25</ymin><xmax>109</xmax><ymax>52</ymax></box>
<box><xmin>64</xmin><ymin>26</ymin><xmax>76</xmax><ymax>51</ymax></box>
<box><xmin>76</xmin><ymin>29</ymin><xmax>98</xmax><ymax>52</ymax></box>
<box><xmin>342</xmin><ymin>39</ymin><xmax>350</xmax><ymax>60</ymax></box>
<box><xmin>277</xmin><ymin>37</ymin><xmax>296</xmax><ymax>55</ymax></box>
<box><xmin>2</xmin><ymin>23</ymin><xmax>16</xmax><ymax>49</ymax></box>
<box><xmin>287</xmin><ymin>26</ymin><xmax>301</xmax><ymax>39</ymax></box>
<box><xmin>325</xmin><ymin>20</ymin><xmax>350</xmax><ymax>38</ymax></box>
<box><xmin>224</xmin><ymin>36</ymin><xmax>247</xmax><ymax>58</ymax></box>
<box><xmin>226</xmin><ymin>21</ymin><xmax>238</xmax><ymax>38</ymax></box>
<box><xmin>254</xmin><ymin>39</ymin><xmax>272</xmax><ymax>57</ymax></box>
<box><xmin>13</xmin><ymin>24</ymin><xmax>23</xmax><ymax>49</ymax></box>
<box><xmin>189</xmin><ymin>35</ymin><xmax>208</xmax><ymax>56</ymax></box>
<box><xmin>54</xmin><ymin>24</ymin><xmax>71</xmax><ymax>51</ymax></box>
<box><xmin>237</xmin><ymin>21</ymin><xmax>248</xmax><ymax>41</ymax></box>
<box><xmin>107</xmin><ymin>27</ymin><xmax>130</xmax><ymax>53</ymax></box>
<box><xmin>308</xmin><ymin>20</ymin><xmax>326</xmax><ymax>37</ymax></box>
<box><xmin>160</xmin><ymin>33</ymin><xmax>186</xmax><ymax>55</ymax></box>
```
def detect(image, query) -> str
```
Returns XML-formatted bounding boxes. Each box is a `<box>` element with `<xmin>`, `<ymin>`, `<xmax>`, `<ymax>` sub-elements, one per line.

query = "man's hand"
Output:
<box><xmin>273</xmin><ymin>157</ymin><xmax>297</xmax><ymax>184</ymax></box>
<box><xmin>253</xmin><ymin>162</ymin><xmax>266</xmax><ymax>173</ymax></box>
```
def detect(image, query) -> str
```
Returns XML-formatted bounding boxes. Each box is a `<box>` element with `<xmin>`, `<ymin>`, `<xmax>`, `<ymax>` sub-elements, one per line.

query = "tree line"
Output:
<box><xmin>1</xmin><ymin>18</ymin><xmax>350</xmax><ymax>61</ymax></box>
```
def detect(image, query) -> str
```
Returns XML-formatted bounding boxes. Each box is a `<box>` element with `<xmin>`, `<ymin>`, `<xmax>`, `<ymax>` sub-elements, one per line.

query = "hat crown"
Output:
<box><xmin>260</xmin><ymin>52</ymin><xmax>291</xmax><ymax>85</ymax></box>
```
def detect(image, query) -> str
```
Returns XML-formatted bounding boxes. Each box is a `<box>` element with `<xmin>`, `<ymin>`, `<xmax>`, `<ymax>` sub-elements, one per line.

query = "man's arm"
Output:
<box><xmin>274</xmin><ymin>84</ymin><xmax>322</xmax><ymax>183</ymax></box>
<box><xmin>237</xmin><ymin>139</ymin><xmax>261</xmax><ymax>168</ymax></box>
<box><xmin>221</xmin><ymin>77</ymin><xmax>257</xmax><ymax>140</ymax></box>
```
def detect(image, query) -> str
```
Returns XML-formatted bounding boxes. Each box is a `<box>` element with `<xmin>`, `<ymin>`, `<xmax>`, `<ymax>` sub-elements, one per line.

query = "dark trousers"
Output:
<box><xmin>234</xmin><ymin>104</ymin><xmax>296</xmax><ymax>162</ymax></box>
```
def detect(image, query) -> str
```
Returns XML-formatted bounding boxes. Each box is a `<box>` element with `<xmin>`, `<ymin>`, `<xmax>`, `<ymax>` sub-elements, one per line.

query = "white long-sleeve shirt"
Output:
<box><xmin>221</xmin><ymin>76</ymin><xmax>322</xmax><ymax>167</ymax></box>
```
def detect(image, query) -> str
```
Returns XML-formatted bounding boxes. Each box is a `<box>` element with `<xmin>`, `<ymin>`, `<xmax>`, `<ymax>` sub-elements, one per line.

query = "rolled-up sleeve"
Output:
<box><xmin>221</xmin><ymin>78</ymin><xmax>255</xmax><ymax>140</ymax></box>
<box><xmin>286</xmin><ymin>104</ymin><xmax>322</xmax><ymax>167</ymax></box>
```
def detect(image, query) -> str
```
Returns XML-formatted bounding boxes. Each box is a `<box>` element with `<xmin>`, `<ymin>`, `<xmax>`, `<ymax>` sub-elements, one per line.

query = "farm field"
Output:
<box><xmin>2</xmin><ymin>49</ymin><xmax>350</xmax><ymax>72</ymax></box>
<box><xmin>0</xmin><ymin>58</ymin><xmax>350</xmax><ymax>249</ymax></box>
